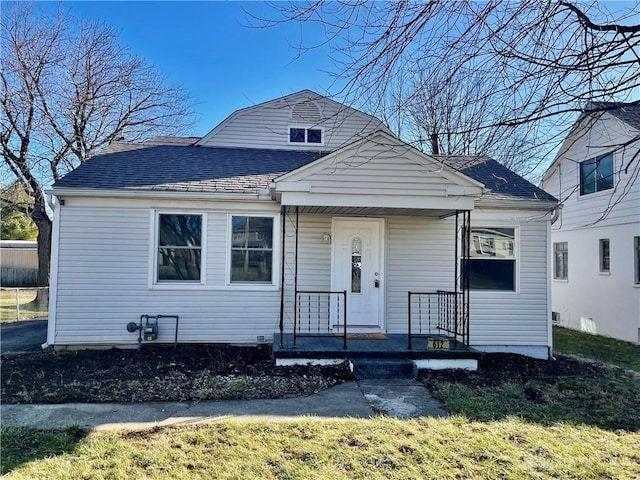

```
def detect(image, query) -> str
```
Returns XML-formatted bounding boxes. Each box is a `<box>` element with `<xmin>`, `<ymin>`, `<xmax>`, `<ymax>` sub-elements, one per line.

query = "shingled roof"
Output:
<box><xmin>54</xmin><ymin>139</ymin><xmax>556</xmax><ymax>204</ymax></box>
<box><xmin>54</xmin><ymin>143</ymin><xmax>329</xmax><ymax>194</ymax></box>
<box><xmin>438</xmin><ymin>156</ymin><xmax>557</xmax><ymax>203</ymax></box>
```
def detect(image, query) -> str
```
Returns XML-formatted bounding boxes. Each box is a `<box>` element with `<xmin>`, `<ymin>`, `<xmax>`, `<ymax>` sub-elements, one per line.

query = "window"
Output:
<box><xmin>230</xmin><ymin>216</ymin><xmax>274</xmax><ymax>283</ymax></box>
<box><xmin>157</xmin><ymin>214</ymin><xmax>202</xmax><ymax>282</ymax></box>
<box><xmin>580</xmin><ymin>152</ymin><xmax>614</xmax><ymax>195</ymax></box>
<box><xmin>554</xmin><ymin>242</ymin><xmax>568</xmax><ymax>280</ymax></box>
<box><xmin>289</xmin><ymin>127</ymin><xmax>322</xmax><ymax>144</ymax></box>
<box><xmin>351</xmin><ymin>237</ymin><xmax>362</xmax><ymax>293</ymax></box>
<box><xmin>599</xmin><ymin>239</ymin><xmax>610</xmax><ymax>273</ymax></box>
<box><xmin>464</xmin><ymin>227</ymin><xmax>516</xmax><ymax>291</ymax></box>
<box><xmin>635</xmin><ymin>237</ymin><xmax>640</xmax><ymax>285</ymax></box>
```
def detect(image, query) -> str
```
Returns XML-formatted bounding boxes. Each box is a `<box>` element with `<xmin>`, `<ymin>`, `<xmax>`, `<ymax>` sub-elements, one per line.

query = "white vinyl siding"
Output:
<box><xmin>53</xmin><ymin>197</ymin><xmax>550</xmax><ymax>350</ymax></box>
<box><xmin>198</xmin><ymin>93</ymin><xmax>387</xmax><ymax>151</ymax></box>
<box><xmin>53</xmin><ymin>198</ymin><xmax>282</xmax><ymax>345</ymax></box>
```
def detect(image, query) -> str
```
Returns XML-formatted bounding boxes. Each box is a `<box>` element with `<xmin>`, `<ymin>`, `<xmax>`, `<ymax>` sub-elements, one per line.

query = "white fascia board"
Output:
<box><xmin>274</xmin><ymin>181</ymin><xmax>311</xmax><ymax>192</ymax></box>
<box><xmin>280</xmin><ymin>191</ymin><xmax>475</xmax><ymax>210</ymax></box>
<box><xmin>446</xmin><ymin>185</ymin><xmax>484</xmax><ymax>196</ymax></box>
<box><xmin>50</xmin><ymin>187</ymin><xmax>272</xmax><ymax>202</ymax></box>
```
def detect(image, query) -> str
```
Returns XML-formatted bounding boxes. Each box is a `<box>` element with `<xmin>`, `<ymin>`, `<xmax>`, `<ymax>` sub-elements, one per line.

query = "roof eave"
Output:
<box><xmin>50</xmin><ymin>187</ymin><xmax>274</xmax><ymax>201</ymax></box>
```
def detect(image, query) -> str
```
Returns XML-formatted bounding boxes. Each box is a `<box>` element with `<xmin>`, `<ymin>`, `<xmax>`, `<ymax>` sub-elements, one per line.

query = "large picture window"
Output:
<box><xmin>554</xmin><ymin>242</ymin><xmax>568</xmax><ymax>280</ymax></box>
<box><xmin>580</xmin><ymin>152</ymin><xmax>614</xmax><ymax>195</ymax></box>
<box><xmin>464</xmin><ymin>227</ymin><xmax>516</xmax><ymax>291</ymax></box>
<box><xmin>157</xmin><ymin>214</ymin><xmax>202</xmax><ymax>282</ymax></box>
<box><xmin>230</xmin><ymin>216</ymin><xmax>274</xmax><ymax>283</ymax></box>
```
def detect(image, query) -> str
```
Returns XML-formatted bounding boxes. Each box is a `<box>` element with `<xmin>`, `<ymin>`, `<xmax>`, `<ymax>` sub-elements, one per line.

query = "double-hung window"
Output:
<box><xmin>229</xmin><ymin>216</ymin><xmax>274</xmax><ymax>283</ymax></box>
<box><xmin>464</xmin><ymin>227</ymin><xmax>516</xmax><ymax>291</ymax></box>
<box><xmin>554</xmin><ymin>242</ymin><xmax>568</xmax><ymax>280</ymax></box>
<box><xmin>580</xmin><ymin>152</ymin><xmax>614</xmax><ymax>195</ymax></box>
<box><xmin>156</xmin><ymin>213</ymin><xmax>203</xmax><ymax>283</ymax></box>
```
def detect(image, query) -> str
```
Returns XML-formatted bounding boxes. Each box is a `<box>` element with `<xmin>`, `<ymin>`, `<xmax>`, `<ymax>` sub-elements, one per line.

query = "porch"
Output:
<box><xmin>273</xmin><ymin>333</ymin><xmax>481</xmax><ymax>371</ymax></box>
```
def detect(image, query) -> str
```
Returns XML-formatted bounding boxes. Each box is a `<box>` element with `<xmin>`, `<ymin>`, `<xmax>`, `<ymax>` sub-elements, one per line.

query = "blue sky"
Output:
<box><xmin>62</xmin><ymin>1</ymin><xmax>338</xmax><ymax>137</ymax></box>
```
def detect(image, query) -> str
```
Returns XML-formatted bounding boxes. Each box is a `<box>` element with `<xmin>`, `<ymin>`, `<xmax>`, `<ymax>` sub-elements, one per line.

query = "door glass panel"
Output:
<box><xmin>351</xmin><ymin>237</ymin><xmax>362</xmax><ymax>293</ymax></box>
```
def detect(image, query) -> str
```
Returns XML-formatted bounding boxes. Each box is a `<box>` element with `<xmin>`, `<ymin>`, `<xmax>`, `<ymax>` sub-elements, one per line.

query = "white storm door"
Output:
<box><xmin>331</xmin><ymin>218</ymin><xmax>384</xmax><ymax>329</ymax></box>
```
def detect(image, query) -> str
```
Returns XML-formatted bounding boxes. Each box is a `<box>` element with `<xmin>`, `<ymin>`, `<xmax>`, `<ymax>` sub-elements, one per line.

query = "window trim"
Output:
<box><xmin>464</xmin><ymin>226</ymin><xmax>519</xmax><ymax>293</ymax></box>
<box><xmin>599</xmin><ymin>238</ymin><xmax>610</xmax><ymax>274</ymax></box>
<box><xmin>579</xmin><ymin>152</ymin><xmax>614</xmax><ymax>197</ymax></box>
<box><xmin>149</xmin><ymin>210</ymin><xmax>207</xmax><ymax>289</ymax></box>
<box><xmin>287</xmin><ymin>125</ymin><xmax>324</xmax><ymax>146</ymax></box>
<box><xmin>225</xmin><ymin>213</ymin><xmax>280</xmax><ymax>290</ymax></box>
<box><xmin>553</xmin><ymin>241</ymin><xmax>568</xmax><ymax>280</ymax></box>
<box><xmin>634</xmin><ymin>236</ymin><xmax>640</xmax><ymax>285</ymax></box>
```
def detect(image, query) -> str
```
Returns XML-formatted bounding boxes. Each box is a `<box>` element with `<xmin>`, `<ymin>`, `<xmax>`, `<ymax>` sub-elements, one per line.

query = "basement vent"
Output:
<box><xmin>291</xmin><ymin>101</ymin><xmax>322</xmax><ymax>122</ymax></box>
<box><xmin>551</xmin><ymin>312</ymin><xmax>560</xmax><ymax>324</ymax></box>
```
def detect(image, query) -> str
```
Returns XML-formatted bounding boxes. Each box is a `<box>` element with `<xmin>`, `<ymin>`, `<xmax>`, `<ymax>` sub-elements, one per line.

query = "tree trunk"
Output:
<box><xmin>32</xmin><ymin>202</ymin><xmax>52</xmax><ymax>310</ymax></box>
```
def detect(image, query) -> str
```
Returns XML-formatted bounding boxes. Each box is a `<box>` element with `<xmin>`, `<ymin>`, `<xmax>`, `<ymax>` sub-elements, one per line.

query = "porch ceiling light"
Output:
<box><xmin>322</xmin><ymin>232</ymin><xmax>332</xmax><ymax>244</ymax></box>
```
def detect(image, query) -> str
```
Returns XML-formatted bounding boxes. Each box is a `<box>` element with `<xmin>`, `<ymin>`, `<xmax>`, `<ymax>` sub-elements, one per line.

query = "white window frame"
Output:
<box><xmin>579</xmin><ymin>152</ymin><xmax>615</xmax><ymax>197</ymax></box>
<box><xmin>634</xmin><ymin>236</ymin><xmax>640</xmax><ymax>285</ymax></box>
<box><xmin>287</xmin><ymin>125</ymin><xmax>324</xmax><ymax>146</ymax></box>
<box><xmin>553</xmin><ymin>241</ymin><xmax>568</xmax><ymax>280</ymax></box>
<box><xmin>464</xmin><ymin>225</ymin><xmax>519</xmax><ymax>293</ymax></box>
<box><xmin>599</xmin><ymin>238</ymin><xmax>610</xmax><ymax>274</ymax></box>
<box><xmin>225</xmin><ymin>213</ymin><xmax>280</xmax><ymax>290</ymax></box>
<box><xmin>149</xmin><ymin>210</ymin><xmax>207</xmax><ymax>289</ymax></box>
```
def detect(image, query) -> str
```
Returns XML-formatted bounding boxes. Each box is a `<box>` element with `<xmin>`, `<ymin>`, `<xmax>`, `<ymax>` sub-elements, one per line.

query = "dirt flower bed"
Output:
<box><xmin>1</xmin><ymin>344</ymin><xmax>353</xmax><ymax>404</ymax></box>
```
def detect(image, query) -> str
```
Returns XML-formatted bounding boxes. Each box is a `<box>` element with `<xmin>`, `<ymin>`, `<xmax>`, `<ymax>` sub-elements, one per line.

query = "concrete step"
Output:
<box><xmin>350</xmin><ymin>358</ymin><xmax>416</xmax><ymax>380</ymax></box>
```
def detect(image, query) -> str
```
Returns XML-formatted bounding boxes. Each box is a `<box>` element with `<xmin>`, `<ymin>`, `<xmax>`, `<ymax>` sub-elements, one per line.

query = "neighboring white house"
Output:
<box><xmin>47</xmin><ymin>90</ymin><xmax>558</xmax><ymax>362</ymax></box>
<box><xmin>541</xmin><ymin>102</ymin><xmax>640</xmax><ymax>344</ymax></box>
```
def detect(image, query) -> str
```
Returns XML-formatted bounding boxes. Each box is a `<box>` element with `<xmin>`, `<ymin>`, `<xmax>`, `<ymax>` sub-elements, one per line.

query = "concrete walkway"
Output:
<box><xmin>0</xmin><ymin>380</ymin><xmax>447</xmax><ymax>431</ymax></box>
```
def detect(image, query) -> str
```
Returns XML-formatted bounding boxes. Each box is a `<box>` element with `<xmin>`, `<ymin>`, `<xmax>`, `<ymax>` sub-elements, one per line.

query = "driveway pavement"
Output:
<box><xmin>0</xmin><ymin>318</ymin><xmax>47</xmax><ymax>354</ymax></box>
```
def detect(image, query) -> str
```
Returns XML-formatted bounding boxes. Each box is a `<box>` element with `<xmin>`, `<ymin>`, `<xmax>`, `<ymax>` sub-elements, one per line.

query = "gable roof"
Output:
<box><xmin>53</xmin><ymin>143</ymin><xmax>328</xmax><ymax>194</ymax></box>
<box><xmin>439</xmin><ymin>156</ymin><xmax>557</xmax><ymax>203</ymax></box>
<box><xmin>196</xmin><ymin>89</ymin><xmax>388</xmax><ymax>146</ymax></box>
<box><xmin>541</xmin><ymin>101</ymin><xmax>640</xmax><ymax>183</ymax></box>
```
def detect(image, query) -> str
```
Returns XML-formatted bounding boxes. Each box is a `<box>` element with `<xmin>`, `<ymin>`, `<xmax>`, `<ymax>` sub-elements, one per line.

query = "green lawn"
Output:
<box><xmin>0</xmin><ymin>289</ymin><xmax>48</xmax><ymax>322</ymax></box>
<box><xmin>553</xmin><ymin>325</ymin><xmax>640</xmax><ymax>372</ymax></box>
<box><xmin>2</xmin><ymin>419</ymin><xmax>640</xmax><ymax>479</ymax></box>
<box><xmin>2</xmin><ymin>325</ymin><xmax>639</xmax><ymax>478</ymax></box>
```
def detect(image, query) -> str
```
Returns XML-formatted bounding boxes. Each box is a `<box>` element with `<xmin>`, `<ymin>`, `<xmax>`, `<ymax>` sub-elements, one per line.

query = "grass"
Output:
<box><xmin>0</xmin><ymin>288</ymin><xmax>48</xmax><ymax>322</ymax></box>
<box><xmin>2</xmin><ymin>325</ymin><xmax>639</xmax><ymax>478</ymax></box>
<box><xmin>2</xmin><ymin>418</ymin><xmax>640</xmax><ymax>479</ymax></box>
<box><xmin>553</xmin><ymin>325</ymin><xmax>640</xmax><ymax>372</ymax></box>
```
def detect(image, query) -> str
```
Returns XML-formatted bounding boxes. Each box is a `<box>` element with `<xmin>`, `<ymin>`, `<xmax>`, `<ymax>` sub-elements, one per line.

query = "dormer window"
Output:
<box><xmin>289</xmin><ymin>127</ymin><xmax>323</xmax><ymax>144</ymax></box>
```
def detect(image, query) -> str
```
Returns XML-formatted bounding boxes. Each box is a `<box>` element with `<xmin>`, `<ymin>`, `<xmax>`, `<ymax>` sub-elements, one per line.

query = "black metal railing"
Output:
<box><xmin>407</xmin><ymin>290</ymin><xmax>468</xmax><ymax>349</ymax></box>
<box><xmin>294</xmin><ymin>290</ymin><xmax>347</xmax><ymax>349</ymax></box>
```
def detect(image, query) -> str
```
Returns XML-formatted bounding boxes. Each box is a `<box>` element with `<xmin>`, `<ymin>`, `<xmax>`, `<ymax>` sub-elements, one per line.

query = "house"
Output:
<box><xmin>541</xmin><ymin>102</ymin><xmax>640</xmax><ymax>345</ymax></box>
<box><xmin>46</xmin><ymin>90</ymin><xmax>558</xmax><ymax>368</ymax></box>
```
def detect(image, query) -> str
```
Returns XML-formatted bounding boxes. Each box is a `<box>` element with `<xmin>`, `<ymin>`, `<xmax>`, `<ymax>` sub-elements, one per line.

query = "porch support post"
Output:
<box><xmin>279</xmin><ymin>205</ymin><xmax>286</xmax><ymax>348</ymax></box>
<box><xmin>454</xmin><ymin>210</ymin><xmax>459</xmax><ymax>341</ymax></box>
<box><xmin>463</xmin><ymin>210</ymin><xmax>471</xmax><ymax>346</ymax></box>
<box><xmin>293</xmin><ymin>206</ymin><xmax>300</xmax><ymax>348</ymax></box>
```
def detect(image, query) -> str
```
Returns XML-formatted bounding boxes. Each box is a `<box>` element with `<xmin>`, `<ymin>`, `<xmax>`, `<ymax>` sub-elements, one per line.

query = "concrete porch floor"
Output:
<box><xmin>273</xmin><ymin>333</ymin><xmax>481</xmax><ymax>370</ymax></box>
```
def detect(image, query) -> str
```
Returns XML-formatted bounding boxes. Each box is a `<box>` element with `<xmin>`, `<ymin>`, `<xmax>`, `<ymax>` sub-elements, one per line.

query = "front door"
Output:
<box><xmin>331</xmin><ymin>218</ymin><xmax>384</xmax><ymax>330</ymax></box>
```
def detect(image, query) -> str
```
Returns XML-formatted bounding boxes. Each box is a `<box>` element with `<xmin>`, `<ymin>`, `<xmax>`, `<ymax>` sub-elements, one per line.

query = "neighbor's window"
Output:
<box><xmin>464</xmin><ymin>227</ymin><xmax>516</xmax><ymax>291</ymax></box>
<box><xmin>289</xmin><ymin>127</ymin><xmax>322</xmax><ymax>144</ymax></box>
<box><xmin>230</xmin><ymin>216</ymin><xmax>274</xmax><ymax>283</ymax></box>
<box><xmin>554</xmin><ymin>242</ymin><xmax>568</xmax><ymax>280</ymax></box>
<box><xmin>634</xmin><ymin>237</ymin><xmax>640</xmax><ymax>285</ymax></box>
<box><xmin>157</xmin><ymin>214</ymin><xmax>202</xmax><ymax>282</ymax></box>
<box><xmin>599</xmin><ymin>239</ymin><xmax>610</xmax><ymax>273</ymax></box>
<box><xmin>580</xmin><ymin>152</ymin><xmax>614</xmax><ymax>195</ymax></box>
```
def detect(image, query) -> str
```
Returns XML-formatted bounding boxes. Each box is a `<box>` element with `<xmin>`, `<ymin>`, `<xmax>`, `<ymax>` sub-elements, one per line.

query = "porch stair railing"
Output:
<box><xmin>407</xmin><ymin>291</ymin><xmax>469</xmax><ymax>349</ymax></box>
<box><xmin>293</xmin><ymin>290</ymin><xmax>347</xmax><ymax>349</ymax></box>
